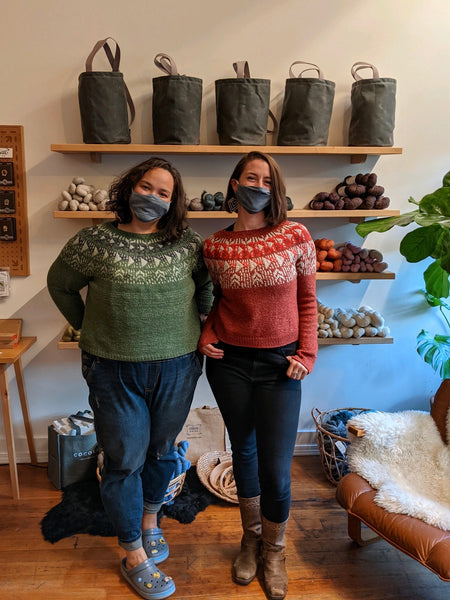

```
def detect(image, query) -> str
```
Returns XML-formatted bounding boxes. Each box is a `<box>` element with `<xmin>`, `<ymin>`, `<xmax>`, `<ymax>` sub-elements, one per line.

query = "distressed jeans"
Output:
<box><xmin>206</xmin><ymin>341</ymin><xmax>301</xmax><ymax>523</ymax></box>
<box><xmin>81</xmin><ymin>350</ymin><xmax>202</xmax><ymax>550</ymax></box>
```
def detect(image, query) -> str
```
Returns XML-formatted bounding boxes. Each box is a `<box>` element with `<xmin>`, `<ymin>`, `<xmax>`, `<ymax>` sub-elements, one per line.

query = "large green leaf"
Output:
<box><xmin>399</xmin><ymin>225</ymin><xmax>441</xmax><ymax>262</ymax></box>
<box><xmin>415</xmin><ymin>213</ymin><xmax>450</xmax><ymax>228</ymax></box>
<box><xmin>424</xmin><ymin>292</ymin><xmax>450</xmax><ymax>308</ymax></box>
<box><xmin>419</xmin><ymin>186</ymin><xmax>450</xmax><ymax>216</ymax></box>
<box><xmin>432</xmin><ymin>226</ymin><xmax>450</xmax><ymax>260</ymax></box>
<box><xmin>423</xmin><ymin>260</ymin><xmax>450</xmax><ymax>298</ymax></box>
<box><xmin>440</xmin><ymin>251</ymin><xmax>450</xmax><ymax>274</ymax></box>
<box><xmin>442</xmin><ymin>170</ymin><xmax>450</xmax><ymax>187</ymax></box>
<box><xmin>416</xmin><ymin>330</ymin><xmax>450</xmax><ymax>379</ymax></box>
<box><xmin>355</xmin><ymin>210</ymin><xmax>417</xmax><ymax>237</ymax></box>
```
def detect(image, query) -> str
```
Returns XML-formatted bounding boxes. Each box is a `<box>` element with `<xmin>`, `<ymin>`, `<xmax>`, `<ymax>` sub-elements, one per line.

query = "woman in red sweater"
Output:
<box><xmin>199</xmin><ymin>151</ymin><xmax>317</xmax><ymax>600</ymax></box>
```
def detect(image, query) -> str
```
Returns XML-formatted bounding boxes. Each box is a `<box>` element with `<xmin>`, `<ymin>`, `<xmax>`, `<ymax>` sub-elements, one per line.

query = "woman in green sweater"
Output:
<box><xmin>47</xmin><ymin>157</ymin><xmax>213</xmax><ymax>600</ymax></box>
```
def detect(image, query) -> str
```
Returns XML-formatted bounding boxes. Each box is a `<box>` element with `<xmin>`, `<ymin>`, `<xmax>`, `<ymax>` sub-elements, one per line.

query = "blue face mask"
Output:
<box><xmin>129</xmin><ymin>191</ymin><xmax>170</xmax><ymax>223</ymax></box>
<box><xmin>235</xmin><ymin>184</ymin><xmax>271</xmax><ymax>214</ymax></box>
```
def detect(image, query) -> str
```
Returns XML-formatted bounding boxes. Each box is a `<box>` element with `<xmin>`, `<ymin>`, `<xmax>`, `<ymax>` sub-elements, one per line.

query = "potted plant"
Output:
<box><xmin>355</xmin><ymin>170</ymin><xmax>450</xmax><ymax>380</ymax></box>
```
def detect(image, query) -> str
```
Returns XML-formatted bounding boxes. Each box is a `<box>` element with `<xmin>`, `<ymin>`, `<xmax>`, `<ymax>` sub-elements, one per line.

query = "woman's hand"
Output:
<box><xmin>286</xmin><ymin>356</ymin><xmax>308</xmax><ymax>380</ymax></box>
<box><xmin>199</xmin><ymin>343</ymin><xmax>224</xmax><ymax>359</ymax></box>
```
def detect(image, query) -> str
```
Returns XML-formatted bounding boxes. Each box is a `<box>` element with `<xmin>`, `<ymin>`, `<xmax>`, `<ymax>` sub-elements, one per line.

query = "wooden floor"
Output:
<box><xmin>0</xmin><ymin>457</ymin><xmax>447</xmax><ymax>600</ymax></box>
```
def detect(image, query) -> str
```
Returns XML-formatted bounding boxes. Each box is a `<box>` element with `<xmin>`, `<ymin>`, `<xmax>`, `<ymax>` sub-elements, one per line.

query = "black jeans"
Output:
<box><xmin>206</xmin><ymin>341</ymin><xmax>301</xmax><ymax>522</ymax></box>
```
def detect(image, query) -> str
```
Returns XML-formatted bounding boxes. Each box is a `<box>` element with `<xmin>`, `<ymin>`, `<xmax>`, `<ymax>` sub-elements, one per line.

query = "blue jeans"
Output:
<box><xmin>81</xmin><ymin>350</ymin><xmax>202</xmax><ymax>550</ymax></box>
<box><xmin>206</xmin><ymin>341</ymin><xmax>301</xmax><ymax>523</ymax></box>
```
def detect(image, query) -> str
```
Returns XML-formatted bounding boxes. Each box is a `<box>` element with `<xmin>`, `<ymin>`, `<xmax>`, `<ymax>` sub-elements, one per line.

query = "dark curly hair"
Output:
<box><xmin>224</xmin><ymin>151</ymin><xmax>287</xmax><ymax>225</ymax></box>
<box><xmin>107</xmin><ymin>157</ymin><xmax>187</xmax><ymax>242</ymax></box>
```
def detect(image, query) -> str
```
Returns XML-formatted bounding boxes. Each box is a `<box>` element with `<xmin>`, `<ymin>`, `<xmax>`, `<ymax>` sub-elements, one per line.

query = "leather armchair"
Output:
<box><xmin>336</xmin><ymin>380</ymin><xmax>450</xmax><ymax>582</ymax></box>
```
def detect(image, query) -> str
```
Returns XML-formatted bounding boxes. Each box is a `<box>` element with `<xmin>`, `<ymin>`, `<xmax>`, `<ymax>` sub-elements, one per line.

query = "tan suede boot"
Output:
<box><xmin>261</xmin><ymin>515</ymin><xmax>288</xmax><ymax>600</ymax></box>
<box><xmin>232</xmin><ymin>495</ymin><xmax>262</xmax><ymax>585</ymax></box>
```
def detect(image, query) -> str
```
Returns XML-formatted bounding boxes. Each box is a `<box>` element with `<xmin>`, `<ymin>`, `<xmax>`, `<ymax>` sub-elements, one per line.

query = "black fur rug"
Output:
<box><xmin>41</xmin><ymin>467</ymin><xmax>219</xmax><ymax>543</ymax></box>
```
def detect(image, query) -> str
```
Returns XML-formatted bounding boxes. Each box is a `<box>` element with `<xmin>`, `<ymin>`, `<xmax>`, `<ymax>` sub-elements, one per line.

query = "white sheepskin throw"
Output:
<box><xmin>347</xmin><ymin>410</ymin><xmax>450</xmax><ymax>530</ymax></box>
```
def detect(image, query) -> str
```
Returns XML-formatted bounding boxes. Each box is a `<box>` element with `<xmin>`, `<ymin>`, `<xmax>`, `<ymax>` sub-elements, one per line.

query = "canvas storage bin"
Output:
<box><xmin>78</xmin><ymin>37</ymin><xmax>135</xmax><ymax>144</ymax></box>
<box><xmin>277</xmin><ymin>61</ymin><xmax>335</xmax><ymax>146</ymax></box>
<box><xmin>348</xmin><ymin>61</ymin><xmax>396</xmax><ymax>146</ymax></box>
<box><xmin>215</xmin><ymin>61</ymin><xmax>276</xmax><ymax>145</ymax></box>
<box><xmin>152</xmin><ymin>53</ymin><xmax>203</xmax><ymax>145</ymax></box>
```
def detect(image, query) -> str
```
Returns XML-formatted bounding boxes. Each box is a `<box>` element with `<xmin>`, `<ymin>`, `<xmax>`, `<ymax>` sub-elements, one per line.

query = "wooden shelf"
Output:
<box><xmin>51</xmin><ymin>143</ymin><xmax>402</xmax><ymax>164</ymax></box>
<box><xmin>316</xmin><ymin>271</ymin><xmax>394</xmax><ymax>281</ymax></box>
<box><xmin>57</xmin><ymin>340</ymin><xmax>79</xmax><ymax>349</ymax></box>
<box><xmin>318</xmin><ymin>337</ymin><xmax>393</xmax><ymax>345</ymax></box>
<box><xmin>53</xmin><ymin>209</ymin><xmax>400</xmax><ymax>220</ymax></box>
<box><xmin>58</xmin><ymin>337</ymin><xmax>393</xmax><ymax>349</ymax></box>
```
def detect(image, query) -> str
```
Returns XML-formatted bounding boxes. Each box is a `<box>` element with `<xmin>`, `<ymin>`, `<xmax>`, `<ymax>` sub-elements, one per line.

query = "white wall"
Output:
<box><xmin>1</xmin><ymin>0</ymin><xmax>449</xmax><ymax>461</ymax></box>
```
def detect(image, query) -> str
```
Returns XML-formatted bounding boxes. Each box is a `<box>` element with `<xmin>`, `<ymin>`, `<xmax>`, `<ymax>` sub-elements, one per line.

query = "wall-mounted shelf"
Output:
<box><xmin>57</xmin><ymin>337</ymin><xmax>393</xmax><ymax>349</ymax></box>
<box><xmin>316</xmin><ymin>271</ymin><xmax>394</xmax><ymax>281</ymax></box>
<box><xmin>50</xmin><ymin>143</ymin><xmax>403</xmax><ymax>164</ymax></box>
<box><xmin>53</xmin><ymin>142</ymin><xmax>399</xmax><ymax>351</ymax></box>
<box><xmin>53</xmin><ymin>208</ymin><xmax>400</xmax><ymax>221</ymax></box>
<box><xmin>318</xmin><ymin>337</ymin><xmax>393</xmax><ymax>345</ymax></box>
<box><xmin>57</xmin><ymin>340</ymin><xmax>79</xmax><ymax>349</ymax></box>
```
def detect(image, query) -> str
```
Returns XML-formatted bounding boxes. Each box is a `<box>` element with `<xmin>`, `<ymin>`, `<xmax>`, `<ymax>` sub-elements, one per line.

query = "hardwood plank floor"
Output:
<box><xmin>0</xmin><ymin>457</ymin><xmax>447</xmax><ymax>600</ymax></box>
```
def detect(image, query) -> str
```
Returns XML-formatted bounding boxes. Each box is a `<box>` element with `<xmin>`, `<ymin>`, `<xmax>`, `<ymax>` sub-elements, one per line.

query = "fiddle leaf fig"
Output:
<box><xmin>355</xmin><ymin>168</ymin><xmax>450</xmax><ymax>379</ymax></box>
<box><xmin>399</xmin><ymin>225</ymin><xmax>441</xmax><ymax>262</ymax></box>
<box><xmin>414</xmin><ymin>213</ymin><xmax>450</xmax><ymax>228</ymax></box>
<box><xmin>423</xmin><ymin>260</ymin><xmax>450</xmax><ymax>299</ymax></box>
<box><xmin>432</xmin><ymin>226</ymin><xmax>450</xmax><ymax>261</ymax></box>
<box><xmin>424</xmin><ymin>292</ymin><xmax>450</xmax><ymax>310</ymax></box>
<box><xmin>441</xmin><ymin>251</ymin><xmax>450</xmax><ymax>273</ymax></box>
<box><xmin>356</xmin><ymin>166</ymin><xmax>450</xmax><ymax>379</ymax></box>
<box><xmin>355</xmin><ymin>210</ymin><xmax>417</xmax><ymax>237</ymax></box>
<box><xmin>416</xmin><ymin>330</ymin><xmax>450</xmax><ymax>380</ymax></box>
<box><xmin>418</xmin><ymin>186</ymin><xmax>450</xmax><ymax>219</ymax></box>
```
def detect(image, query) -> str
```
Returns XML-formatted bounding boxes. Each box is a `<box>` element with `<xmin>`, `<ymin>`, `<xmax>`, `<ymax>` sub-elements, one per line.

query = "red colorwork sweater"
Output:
<box><xmin>199</xmin><ymin>220</ymin><xmax>318</xmax><ymax>373</ymax></box>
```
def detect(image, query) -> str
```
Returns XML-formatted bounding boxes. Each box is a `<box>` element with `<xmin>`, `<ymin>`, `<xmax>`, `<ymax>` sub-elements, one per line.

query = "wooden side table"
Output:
<box><xmin>0</xmin><ymin>336</ymin><xmax>37</xmax><ymax>499</ymax></box>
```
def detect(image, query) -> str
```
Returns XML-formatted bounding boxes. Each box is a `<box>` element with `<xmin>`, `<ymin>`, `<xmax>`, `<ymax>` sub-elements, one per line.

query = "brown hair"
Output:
<box><xmin>224</xmin><ymin>151</ymin><xmax>287</xmax><ymax>225</ymax></box>
<box><xmin>107</xmin><ymin>157</ymin><xmax>187</xmax><ymax>242</ymax></box>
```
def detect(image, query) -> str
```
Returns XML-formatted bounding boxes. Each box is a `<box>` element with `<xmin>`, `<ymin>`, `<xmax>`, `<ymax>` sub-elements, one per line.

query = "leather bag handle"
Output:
<box><xmin>84</xmin><ymin>37</ymin><xmax>135</xmax><ymax>126</ymax></box>
<box><xmin>154</xmin><ymin>53</ymin><xmax>180</xmax><ymax>76</ymax></box>
<box><xmin>267</xmin><ymin>109</ymin><xmax>278</xmax><ymax>135</ymax></box>
<box><xmin>232</xmin><ymin>61</ymin><xmax>277</xmax><ymax>134</ymax></box>
<box><xmin>85</xmin><ymin>37</ymin><xmax>120</xmax><ymax>72</ymax></box>
<box><xmin>233</xmin><ymin>61</ymin><xmax>251</xmax><ymax>78</ymax></box>
<box><xmin>289</xmin><ymin>61</ymin><xmax>324</xmax><ymax>79</ymax></box>
<box><xmin>351</xmin><ymin>61</ymin><xmax>380</xmax><ymax>81</ymax></box>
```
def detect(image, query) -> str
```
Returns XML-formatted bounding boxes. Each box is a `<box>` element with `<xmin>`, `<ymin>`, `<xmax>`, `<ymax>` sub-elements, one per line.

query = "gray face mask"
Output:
<box><xmin>129</xmin><ymin>191</ymin><xmax>170</xmax><ymax>223</ymax></box>
<box><xmin>235</xmin><ymin>184</ymin><xmax>271</xmax><ymax>214</ymax></box>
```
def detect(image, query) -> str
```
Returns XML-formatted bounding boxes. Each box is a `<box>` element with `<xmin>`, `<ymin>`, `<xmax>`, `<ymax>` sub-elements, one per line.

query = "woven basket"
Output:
<box><xmin>311</xmin><ymin>407</ymin><xmax>370</xmax><ymax>485</ymax></box>
<box><xmin>96</xmin><ymin>451</ymin><xmax>186</xmax><ymax>505</ymax></box>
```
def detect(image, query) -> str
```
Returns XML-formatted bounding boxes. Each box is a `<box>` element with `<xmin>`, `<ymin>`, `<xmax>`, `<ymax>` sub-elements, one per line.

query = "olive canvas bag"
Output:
<box><xmin>277</xmin><ymin>61</ymin><xmax>335</xmax><ymax>146</ymax></box>
<box><xmin>152</xmin><ymin>53</ymin><xmax>203</xmax><ymax>145</ymax></box>
<box><xmin>348</xmin><ymin>62</ymin><xmax>396</xmax><ymax>146</ymax></box>
<box><xmin>215</xmin><ymin>61</ymin><xmax>277</xmax><ymax>145</ymax></box>
<box><xmin>78</xmin><ymin>37</ymin><xmax>135</xmax><ymax>144</ymax></box>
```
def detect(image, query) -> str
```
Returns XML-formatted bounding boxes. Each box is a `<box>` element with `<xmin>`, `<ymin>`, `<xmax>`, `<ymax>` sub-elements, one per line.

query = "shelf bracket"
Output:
<box><xmin>350</xmin><ymin>154</ymin><xmax>367</xmax><ymax>164</ymax></box>
<box><xmin>89</xmin><ymin>152</ymin><xmax>102</xmax><ymax>163</ymax></box>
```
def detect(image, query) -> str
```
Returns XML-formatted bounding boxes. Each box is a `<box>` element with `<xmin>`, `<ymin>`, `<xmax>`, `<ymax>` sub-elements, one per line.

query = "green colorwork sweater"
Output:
<box><xmin>47</xmin><ymin>222</ymin><xmax>213</xmax><ymax>361</ymax></box>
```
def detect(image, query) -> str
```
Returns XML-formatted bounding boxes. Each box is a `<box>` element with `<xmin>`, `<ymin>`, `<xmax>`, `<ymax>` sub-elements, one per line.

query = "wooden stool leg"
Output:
<box><xmin>13</xmin><ymin>359</ymin><xmax>37</xmax><ymax>464</ymax></box>
<box><xmin>348</xmin><ymin>514</ymin><xmax>380</xmax><ymax>546</ymax></box>
<box><xmin>0</xmin><ymin>364</ymin><xmax>20</xmax><ymax>499</ymax></box>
